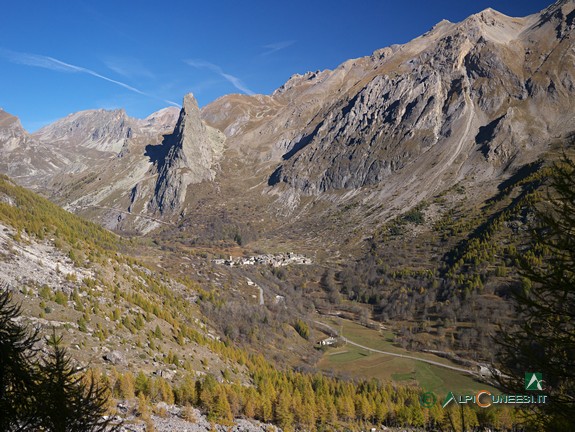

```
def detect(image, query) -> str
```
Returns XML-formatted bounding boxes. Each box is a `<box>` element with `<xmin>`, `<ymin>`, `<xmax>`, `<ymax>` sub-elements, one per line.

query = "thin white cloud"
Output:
<box><xmin>220</xmin><ymin>73</ymin><xmax>255</xmax><ymax>96</ymax></box>
<box><xmin>104</xmin><ymin>56</ymin><xmax>155</xmax><ymax>80</ymax></box>
<box><xmin>0</xmin><ymin>48</ymin><xmax>180</xmax><ymax>107</ymax></box>
<box><xmin>261</xmin><ymin>40</ymin><xmax>295</xmax><ymax>56</ymax></box>
<box><xmin>1</xmin><ymin>50</ymin><xmax>77</xmax><ymax>72</ymax></box>
<box><xmin>185</xmin><ymin>59</ymin><xmax>255</xmax><ymax>96</ymax></box>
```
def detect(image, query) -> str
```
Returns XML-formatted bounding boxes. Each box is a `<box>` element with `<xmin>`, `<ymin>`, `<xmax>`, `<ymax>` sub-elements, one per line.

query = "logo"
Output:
<box><xmin>525</xmin><ymin>373</ymin><xmax>544</xmax><ymax>391</ymax></box>
<box><xmin>476</xmin><ymin>390</ymin><xmax>492</xmax><ymax>408</ymax></box>
<box><xmin>442</xmin><ymin>391</ymin><xmax>457</xmax><ymax>408</ymax></box>
<box><xmin>424</xmin><ymin>373</ymin><xmax>548</xmax><ymax>411</ymax></box>
<box><xmin>419</xmin><ymin>392</ymin><xmax>437</xmax><ymax>408</ymax></box>
<box><xmin>440</xmin><ymin>389</ymin><xmax>547</xmax><ymax>408</ymax></box>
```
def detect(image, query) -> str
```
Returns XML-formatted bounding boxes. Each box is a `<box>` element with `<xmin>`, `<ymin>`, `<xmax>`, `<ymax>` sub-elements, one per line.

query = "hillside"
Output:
<box><xmin>0</xmin><ymin>172</ymin><xmax>235</xmax><ymax>378</ymax></box>
<box><xmin>6</xmin><ymin>174</ymin><xmax>502</xmax><ymax>430</ymax></box>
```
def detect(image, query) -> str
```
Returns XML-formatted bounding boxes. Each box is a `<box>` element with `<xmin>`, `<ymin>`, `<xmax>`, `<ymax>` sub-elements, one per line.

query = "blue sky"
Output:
<box><xmin>0</xmin><ymin>0</ymin><xmax>552</xmax><ymax>131</ymax></box>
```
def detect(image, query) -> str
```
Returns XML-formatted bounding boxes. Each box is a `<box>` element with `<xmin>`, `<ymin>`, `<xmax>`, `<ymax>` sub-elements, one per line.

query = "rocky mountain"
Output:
<box><xmin>204</xmin><ymin>0</ymin><xmax>574</xmax><ymax>202</ymax></box>
<box><xmin>0</xmin><ymin>109</ymin><xmax>26</xmax><ymax>152</ymax></box>
<box><xmin>1</xmin><ymin>1</ymin><xmax>574</xmax><ymax>244</ymax></box>
<box><xmin>0</xmin><ymin>109</ymin><xmax>69</xmax><ymax>184</ymax></box>
<box><xmin>32</xmin><ymin>106</ymin><xmax>181</xmax><ymax>154</ymax></box>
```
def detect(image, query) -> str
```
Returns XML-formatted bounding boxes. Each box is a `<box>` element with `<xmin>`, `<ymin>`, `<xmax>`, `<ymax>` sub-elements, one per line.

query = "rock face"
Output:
<box><xmin>33</xmin><ymin>106</ymin><xmax>181</xmax><ymax>156</ymax></box>
<box><xmin>249</xmin><ymin>1</ymin><xmax>575</xmax><ymax>194</ymax></box>
<box><xmin>37</xmin><ymin>106</ymin><xmax>184</xmax><ymax>232</ymax></box>
<box><xmin>149</xmin><ymin>94</ymin><xmax>225</xmax><ymax>214</ymax></box>
<box><xmin>0</xmin><ymin>109</ymin><xmax>26</xmax><ymax>152</ymax></box>
<box><xmin>195</xmin><ymin>0</ymin><xmax>575</xmax><ymax>245</ymax></box>
<box><xmin>34</xmin><ymin>109</ymin><xmax>137</xmax><ymax>153</ymax></box>
<box><xmin>0</xmin><ymin>109</ymin><xmax>68</xmax><ymax>184</ymax></box>
<box><xmin>0</xmin><ymin>96</ymin><xmax>223</xmax><ymax>232</ymax></box>
<box><xmin>0</xmin><ymin>106</ymin><xmax>180</xmax><ymax>189</ymax></box>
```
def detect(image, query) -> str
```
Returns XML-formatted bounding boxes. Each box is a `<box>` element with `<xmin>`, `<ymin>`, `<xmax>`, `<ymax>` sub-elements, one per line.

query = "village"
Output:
<box><xmin>213</xmin><ymin>252</ymin><xmax>312</xmax><ymax>267</ymax></box>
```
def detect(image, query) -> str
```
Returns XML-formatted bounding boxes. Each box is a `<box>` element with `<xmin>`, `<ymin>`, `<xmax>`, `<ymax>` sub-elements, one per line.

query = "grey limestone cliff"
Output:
<box><xmin>149</xmin><ymin>94</ymin><xmax>225</xmax><ymax>215</ymax></box>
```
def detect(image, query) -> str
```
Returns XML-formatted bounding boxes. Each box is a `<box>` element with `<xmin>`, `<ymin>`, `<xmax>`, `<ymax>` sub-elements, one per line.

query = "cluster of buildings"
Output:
<box><xmin>213</xmin><ymin>252</ymin><xmax>311</xmax><ymax>267</ymax></box>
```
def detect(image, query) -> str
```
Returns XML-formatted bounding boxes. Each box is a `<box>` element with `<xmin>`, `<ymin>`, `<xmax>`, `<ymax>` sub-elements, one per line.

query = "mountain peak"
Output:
<box><xmin>143</xmin><ymin>107</ymin><xmax>180</xmax><ymax>133</ymax></box>
<box><xmin>183</xmin><ymin>93</ymin><xmax>200</xmax><ymax>110</ymax></box>
<box><xmin>177</xmin><ymin>93</ymin><xmax>224</xmax><ymax>173</ymax></box>
<box><xmin>0</xmin><ymin>109</ymin><xmax>23</xmax><ymax>129</ymax></box>
<box><xmin>464</xmin><ymin>7</ymin><xmax>515</xmax><ymax>27</ymax></box>
<box><xmin>147</xmin><ymin>93</ymin><xmax>225</xmax><ymax>215</ymax></box>
<box><xmin>145</xmin><ymin>106</ymin><xmax>180</xmax><ymax>120</ymax></box>
<box><xmin>272</xmin><ymin>70</ymin><xmax>331</xmax><ymax>97</ymax></box>
<box><xmin>32</xmin><ymin>108</ymin><xmax>135</xmax><ymax>153</ymax></box>
<box><xmin>2</xmin><ymin>2</ymin><xmax>573</xmax><ymax>237</ymax></box>
<box><xmin>452</xmin><ymin>6</ymin><xmax>528</xmax><ymax>44</ymax></box>
<box><xmin>0</xmin><ymin>109</ymin><xmax>28</xmax><ymax>153</ymax></box>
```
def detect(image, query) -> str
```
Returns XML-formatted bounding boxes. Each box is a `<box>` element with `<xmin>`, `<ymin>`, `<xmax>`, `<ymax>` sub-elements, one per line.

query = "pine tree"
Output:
<box><xmin>135</xmin><ymin>370</ymin><xmax>150</xmax><ymax>396</ymax></box>
<box><xmin>37</xmin><ymin>331</ymin><xmax>121</xmax><ymax>432</ymax></box>
<box><xmin>496</xmin><ymin>155</ymin><xmax>575</xmax><ymax>431</ymax></box>
<box><xmin>0</xmin><ymin>287</ymin><xmax>40</xmax><ymax>431</ymax></box>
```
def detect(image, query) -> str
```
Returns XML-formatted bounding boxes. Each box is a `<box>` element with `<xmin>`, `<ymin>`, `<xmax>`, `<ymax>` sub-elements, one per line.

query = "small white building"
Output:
<box><xmin>320</xmin><ymin>337</ymin><xmax>337</xmax><ymax>346</ymax></box>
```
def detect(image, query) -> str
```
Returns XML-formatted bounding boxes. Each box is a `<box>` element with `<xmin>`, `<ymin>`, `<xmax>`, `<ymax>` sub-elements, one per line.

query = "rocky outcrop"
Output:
<box><xmin>148</xmin><ymin>94</ymin><xmax>225</xmax><ymax>215</ymax></box>
<box><xmin>0</xmin><ymin>96</ymin><xmax>222</xmax><ymax>231</ymax></box>
<box><xmin>0</xmin><ymin>109</ymin><xmax>27</xmax><ymax>152</ymax></box>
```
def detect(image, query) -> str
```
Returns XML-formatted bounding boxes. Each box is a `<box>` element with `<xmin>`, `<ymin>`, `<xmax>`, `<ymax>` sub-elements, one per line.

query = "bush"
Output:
<box><xmin>54</xmin><ymin>291</ymin><xmax>68</xmax><ymax>305</ymax></box>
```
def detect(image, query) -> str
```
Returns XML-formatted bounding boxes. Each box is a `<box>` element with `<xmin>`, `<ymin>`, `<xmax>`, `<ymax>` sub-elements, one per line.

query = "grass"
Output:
<box><xmin>317</xmin><ymin>318</ymin><xmax>498</xmax><ymax>397</ymax></box>
<box><xmin>323</xmin><ymin>318</ymin><xmax>456</xmax><ymax>365</ymax></box>
<box><xmin>392</xmin><ymin>372</ymin><xmax>415</xmax><ymax>381</ymax></box>
<box><xmin>327</xmin><ymin>350</ymin><xmax>367</xmax><ymax>363</ymax></box>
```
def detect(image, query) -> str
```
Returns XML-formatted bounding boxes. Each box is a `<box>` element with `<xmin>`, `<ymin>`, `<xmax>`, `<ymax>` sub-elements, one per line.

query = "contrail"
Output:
<box><xmin>261</xmin><ymin>40</ymin><xmax>295</xmax><ymax>56</ymax></box>
<box><xmin>0</xmin><ymin>48</ymin><xmax>180</xmax><ymax>107</ymax></box>
<box><xmin>185</xmin><ymin>59</ymin><xmax>255</xmax><ymax>96</ymax></box>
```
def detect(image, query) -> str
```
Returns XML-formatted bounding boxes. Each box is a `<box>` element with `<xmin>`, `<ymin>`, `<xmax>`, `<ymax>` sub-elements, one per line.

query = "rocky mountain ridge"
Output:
<box><xmin>1</xmin><ymin>1</ymin><xmax>574</xmax><ymax>243</ymax></box>
<box><xmin>237</xmin><ymin>0</ymin><xmax>574</xmax><ymax>197</ymax></box>
<box><xmin>0</xmin><ymin>108</ymin><xmax>70</xmax><ymax>184</ymax></box>
<box><xmin>0</xmin><ymin>96</ymin><xmax>227</xmax><ymax>233</ymax></box>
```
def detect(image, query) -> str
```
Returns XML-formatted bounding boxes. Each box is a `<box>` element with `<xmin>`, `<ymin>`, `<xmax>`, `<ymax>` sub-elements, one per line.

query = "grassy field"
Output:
<box><xmin>316</xmin><ymin>318</ymin><xmax>497</xmax><ymax>397</ymax></box>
